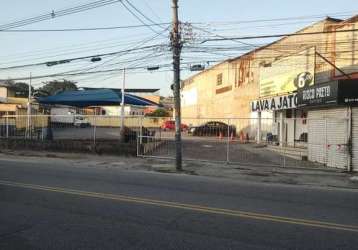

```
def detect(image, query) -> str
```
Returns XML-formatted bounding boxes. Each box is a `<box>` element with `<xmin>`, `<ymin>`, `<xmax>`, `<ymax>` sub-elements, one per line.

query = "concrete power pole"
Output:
<box><xmin>171</xmin><ymin>0</ymin><xmax>182</xmax><ymax>171</ymax></box>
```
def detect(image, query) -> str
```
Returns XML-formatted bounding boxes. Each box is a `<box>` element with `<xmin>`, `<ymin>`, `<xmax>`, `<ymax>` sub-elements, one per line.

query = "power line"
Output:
<box><xmin>0</xmin><ymin>38</ymin><xmax>354</xmax><ymax>72</ymax></box>
<box><xmin>195</xmin><ymin>11</ymin><xmax>357</xmax><ymax>25</ymax></box>
<box><xmin>0</xmin><ymin>40</ymin><xmax>163</xmax><ymax>66</ymax></box>
<box><xmin>65</xmin><ymin>26</ymin><xmax>170</xmax><ymax>75</ymax></box>
<box><xmin>0</xmin><ymin>44</ymin><xmax>167</xmax><ymax>71</ymax></box>
<box><xmin>0</xmin><ymin>0</ymin><xmax>123</xmax><ymax>30</ymax></box>
<box><xmin>125</xmin><ymin>0</ymin><xmax>164</xmax><ymax>28</ymax></box>
<box><xmin>0</xmin><ymin>31</ymin><xmax>165</xmax><ymax>63</ymax></box>
<box><xmin>201</xmin><ymin>28</ymin><xmax>358</xmax><ymax>42</ymax></box>
<box><xmin>142</xmin><ymin>0</ymin><xmax>163</xmax><ymax>23</ymax></box>
<box><xmin>1</xmin><ymin>58</ymin><xmax>221</xmax><ymax>81</ymax></box>
<box><xmin>1</xmin><ymin>64</ymin><xmax>170</xmax><ymax>81</ymax></box>
<box><xmin>191</xmin><ymin>24</ymin><xmax>274</xmax><ymax>52</ymax></box>
<box><xmin>120</xmin><ymin>0</ymin><xmax>164</xmax><ymax>36</ymax></box>
<box><xmin>0</xmin><ymin>22</ymin><xmax>170</xmax><ymax>32</ymax></box>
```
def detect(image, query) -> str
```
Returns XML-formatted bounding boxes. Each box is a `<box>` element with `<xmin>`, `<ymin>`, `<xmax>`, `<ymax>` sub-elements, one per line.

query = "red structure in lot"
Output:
<box><xmin>161</xmin><ymin>120</ymin><xmax>188</xmax><ymax>131</ymax></box>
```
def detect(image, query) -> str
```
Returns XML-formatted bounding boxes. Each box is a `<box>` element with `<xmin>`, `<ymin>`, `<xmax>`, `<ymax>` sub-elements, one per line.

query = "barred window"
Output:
<box><xmin>216</xmin><ymin>73</ymin><xmax>223</xmax><ymax>86</ymax></box>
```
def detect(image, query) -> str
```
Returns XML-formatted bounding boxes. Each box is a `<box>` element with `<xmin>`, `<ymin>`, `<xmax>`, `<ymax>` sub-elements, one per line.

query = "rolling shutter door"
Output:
<box><xmin>351</xmin><ymin>108</ymin><xmax>358</xmax><ymax>171</ymax></box>
<box><xmin>307</xmin><ymin>117</ymin><xmax>326</xmax><ymax>164</ymax></box>
<box><xmin>308</xmin><ymin>108</ymin><xmax>349</xmax><ymax>169</ymax></box>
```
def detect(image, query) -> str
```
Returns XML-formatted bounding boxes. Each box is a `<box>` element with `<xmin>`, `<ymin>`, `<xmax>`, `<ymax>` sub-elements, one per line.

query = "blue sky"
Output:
<box><xmin>0</xmin><ymin>0</ymin><xmax>357</xmax><ymax>96</ymax></box>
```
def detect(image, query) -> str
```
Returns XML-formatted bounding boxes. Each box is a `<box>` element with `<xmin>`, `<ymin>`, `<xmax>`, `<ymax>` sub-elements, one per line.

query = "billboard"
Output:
<box><xmin>259</xmin><ymin>47</ymin><xmax>316</xmax><ymax>97</ymax></box>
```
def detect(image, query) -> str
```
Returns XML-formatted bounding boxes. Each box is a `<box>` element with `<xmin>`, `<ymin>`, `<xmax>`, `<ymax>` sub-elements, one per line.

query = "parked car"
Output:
<box><xmin>161</xmin><ymin>120</ymin><xmax>188</xmax><ymax>131</ymax></box>
<box><xmin>188</xmin><ymin>121</ymin><xmax>236</xmax><ymax>137</ymax></box>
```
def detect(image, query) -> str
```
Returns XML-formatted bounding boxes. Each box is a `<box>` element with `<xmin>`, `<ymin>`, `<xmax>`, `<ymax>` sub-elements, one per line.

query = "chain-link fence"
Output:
<box><xmin>0</xmin><ymin>114</ymin><xmax>167</xmax><ymax>155</ymax></box>
<box><xmin>0</xmin><ymin>114</ymin><xmax>351</xmax><ymax>170</ymax></box>
<box><xmin>138</xmin><ymin>117</ymin><xmax>350</xmax><ymax>170</ymax></box>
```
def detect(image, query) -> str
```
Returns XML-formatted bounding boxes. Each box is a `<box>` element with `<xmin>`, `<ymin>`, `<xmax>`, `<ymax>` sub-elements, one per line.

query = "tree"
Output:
<box><xmin>11</xmin><ymin>82</ymin><xmax>34</xmax><ymax>98</ymax></box>
<box><xmin>35</xmin><ymin>80</ymin><xmax>78</xmax><ymax>97</ymax></box>
<box><xmin>145</xmin><ymin>108</ymin><xmax>170</xmax><ymax>117</ymax></box>
<box><xmin>1</xmin><ymin>80</ymin><xmax>34</xmax><ymax>98</ymax></box>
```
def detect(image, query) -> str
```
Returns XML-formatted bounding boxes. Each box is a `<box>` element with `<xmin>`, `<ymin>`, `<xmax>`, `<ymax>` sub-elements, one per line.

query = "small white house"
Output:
<box><xmin>100</xmin><ymin>105</ymin><xmax>146</xmax><ymax>116</ymax></box>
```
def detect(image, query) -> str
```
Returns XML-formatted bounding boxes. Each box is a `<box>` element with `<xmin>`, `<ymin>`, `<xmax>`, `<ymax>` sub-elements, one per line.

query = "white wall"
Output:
<box><xmin>101</xmin><ymin>106</ymin><xmax>145</xmax><ymax>116</ymax></box>
<box><xmin>0</xmin><ymin>87</ymin><xmax>8</xmax><ymax>98</ymax></box>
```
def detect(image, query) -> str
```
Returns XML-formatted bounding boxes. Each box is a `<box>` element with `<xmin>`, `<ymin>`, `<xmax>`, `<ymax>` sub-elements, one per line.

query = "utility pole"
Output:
<box><xmin>119</xmin><ymin>68</ymin><xmax>126</xmax><ymax>142</ymax></box>
<box><xmin>171</xmin><ymin>0</ymin><xmax>182</xmax><ymax>171</ymax></box>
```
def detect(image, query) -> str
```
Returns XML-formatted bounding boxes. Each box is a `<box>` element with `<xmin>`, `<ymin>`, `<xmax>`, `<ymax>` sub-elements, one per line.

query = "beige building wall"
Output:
<box><xmin>181</xmin><ymin>17</ymin><xmax>358</xmax><ymax>137</ymax></box>
<box><xmin>333</xmin><ymin>16</ymin><xmax>358</xmax><ymax>79</ymax></box>
<box><xmin>0</xmin><ymin>87</ymin><xmax>8</xmax><ymax>98</ymax></box>
<box><xmin>0</xmin><ymin>87</ymin><xmax>16</xmax><ymax>98</ymax></box>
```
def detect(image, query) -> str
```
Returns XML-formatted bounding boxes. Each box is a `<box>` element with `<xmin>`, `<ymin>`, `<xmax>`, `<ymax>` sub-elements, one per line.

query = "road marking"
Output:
<box><xmin>1</xmin><ymin>179</ymin><xmax>358</xmax><ymax>233</ymax></box>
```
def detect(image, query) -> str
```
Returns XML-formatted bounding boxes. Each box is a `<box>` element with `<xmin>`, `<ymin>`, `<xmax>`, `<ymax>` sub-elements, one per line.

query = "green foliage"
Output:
<box><xmin>145</xmin><ymin>108</ymin><xmax>169</xmax><ymax>117</ymax></box>
<box><xmin>12</xmin><ymin>82</ymin><xmax>34</xmax><ymax>98</ymax></box>
<box><xmin>35</xmin><ymin>80</ymin><xmax>78</xmax><ymax>97</ymax></box>
<box><xmin>2</xmin><ymin>80</ymin><xmax>34</xmax><ymax>98</ymax></box>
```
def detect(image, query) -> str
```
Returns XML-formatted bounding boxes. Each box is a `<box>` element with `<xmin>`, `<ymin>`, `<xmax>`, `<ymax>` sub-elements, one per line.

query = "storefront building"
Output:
<box><xmin>297</xmin><ymin>79</ymin><xmax>358</xmax><ymax>171</ymax></box>
<box><xmin>251</xmin><ymin>93</ymin><xmax>308</xmax><ymax>147</ymax></box>
<box><xmin>181</xmin><ymin>15</ymin><xmax>358</xmax><ymax>170</ymax></box>
<box><xmin>181</xmin><ymin>17</ymin><xmax>343</xmax><ymax>140</ymax></box>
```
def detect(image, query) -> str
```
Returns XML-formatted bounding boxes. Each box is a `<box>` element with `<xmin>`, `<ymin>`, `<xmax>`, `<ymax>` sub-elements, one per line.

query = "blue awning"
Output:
<box><xmin>37</xmin><ymin>89</ymin><xmax>159</xmax><ymax>107</ymax></box>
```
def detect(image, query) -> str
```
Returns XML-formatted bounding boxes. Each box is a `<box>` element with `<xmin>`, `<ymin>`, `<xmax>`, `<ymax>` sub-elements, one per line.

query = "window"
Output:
<box><xmin>216</xmin><ymin>73</ymin><xmax>223</xmax><ymax>86</ymax></box>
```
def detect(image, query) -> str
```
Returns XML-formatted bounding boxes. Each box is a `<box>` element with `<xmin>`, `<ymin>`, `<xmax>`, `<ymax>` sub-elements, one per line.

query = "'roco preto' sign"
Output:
<box><xmin>297</xmin><ymin>81</ymin><xmax>338</xmax><ymax>107</ymax></box>
<box><xmin>297</xmin><ymin>79</ymin><xmax>358</xmax><ymax>107</ymax></box>
<box><xmin>251</xmin><ymin>93</ymin><xmax>297</xmax><ymax>112</ymax></box>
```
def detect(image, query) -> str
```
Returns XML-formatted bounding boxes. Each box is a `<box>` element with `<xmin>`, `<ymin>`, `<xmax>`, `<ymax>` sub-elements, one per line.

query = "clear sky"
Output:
<box><xmin>0</xmin><ymin>0</ymin><xmax>357</xmax><ymax>96</ymax></box>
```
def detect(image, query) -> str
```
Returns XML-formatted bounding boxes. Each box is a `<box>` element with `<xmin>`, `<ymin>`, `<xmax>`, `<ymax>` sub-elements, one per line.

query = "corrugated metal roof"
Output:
<box><xmin>81</xmin><ymin>87</ymin><xmax>160</xmax><ymax>93</ymax></box>
<box><xmin>37</xmin><ymin>89</ymin><xmax>159</xmax><ymax>107</ymax></box>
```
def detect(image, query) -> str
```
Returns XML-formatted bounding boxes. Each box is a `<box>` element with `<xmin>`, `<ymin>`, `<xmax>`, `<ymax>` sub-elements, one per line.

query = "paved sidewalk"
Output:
<box><xmin>0</xmin><ymin>149</ymin><xmax>357</xmax><ymax>190</ymax></box>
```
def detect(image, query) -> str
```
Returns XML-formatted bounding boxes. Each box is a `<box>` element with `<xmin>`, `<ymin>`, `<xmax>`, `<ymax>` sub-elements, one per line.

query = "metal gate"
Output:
<box><xmin>137</xmin><ymin>116</ymin><xmax>351</xmax><ymax>170</ymax></box>
<box><xmin>137</xmin><ymin>117</ymin><xmax>295</xmax><ymax>168</ymax></box>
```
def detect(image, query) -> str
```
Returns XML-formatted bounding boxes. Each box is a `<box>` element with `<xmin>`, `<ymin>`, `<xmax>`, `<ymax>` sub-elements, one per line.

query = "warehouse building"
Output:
<box><xmin>182</xmin><ymin>15</ymin><xmax>358</xmax><ymax>170</ymax></box>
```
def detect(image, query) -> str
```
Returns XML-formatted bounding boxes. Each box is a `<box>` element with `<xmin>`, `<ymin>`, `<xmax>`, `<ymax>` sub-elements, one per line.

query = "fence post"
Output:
<box><xmin>226</xmin><ymin>118</ymin><xmax>230</xmax><ymax>164</ymax></box>
<box><xmin>347</xmin><ymin>108</ymin><xmax>353</xmax><ymax>172</ymax></box>
<box><xmin>257</xmin><ymin>111</ymin><xmax>262</xmax><ymax>144</ymax></box>
<box><xmin>325</xmin><ymin>118</ymin><xmax>328</xmax><ymax>165</ymax></box>
<box><xmin>139</xmin><ymin>116</ymin><xmax>143</xmax><ymax>145</ymax></box>
<box><xmin>41</xmin><ymin>115</ymin><xmax>44</xmax><ymax>141</ymax></box>
<box><xmin>93</xmin><ymin>115</ymin><xmax>97</xmax><ymax>148</ymax></box>
<box><xmin>6</xmin><ymin>112</ymin><xmax>9</xmax><ymax>139</ymax></box>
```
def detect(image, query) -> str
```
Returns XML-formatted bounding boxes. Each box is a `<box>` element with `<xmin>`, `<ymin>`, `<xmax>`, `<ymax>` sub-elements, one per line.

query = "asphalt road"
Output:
<box><xmin>0</xmin><ymin>157</ymin><xmax>357</xmax><ymax>250</ymax></box>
